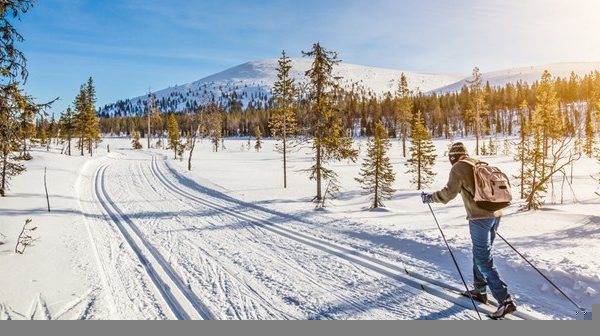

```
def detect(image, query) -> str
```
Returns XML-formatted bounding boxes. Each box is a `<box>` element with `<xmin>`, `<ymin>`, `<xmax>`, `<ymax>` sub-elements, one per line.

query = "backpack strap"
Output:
<box><xmin>457</xmin><ymin>159</ymin><xmax>477</xmax><ymax>198</ymax></box>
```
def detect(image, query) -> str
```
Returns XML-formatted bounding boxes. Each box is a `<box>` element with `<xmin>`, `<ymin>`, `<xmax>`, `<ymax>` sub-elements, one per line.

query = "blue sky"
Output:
<box><xmin>15</xmin><ymin>0</ymin><xmax>600</xmax><ymax>115</ymax></box>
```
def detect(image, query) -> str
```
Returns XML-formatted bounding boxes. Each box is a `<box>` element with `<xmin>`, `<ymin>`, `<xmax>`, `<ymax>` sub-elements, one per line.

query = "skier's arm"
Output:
<box><xmin>432</xmin><ymin>167</ymin><xmax>462</xmax><ymax>204</ymax></box>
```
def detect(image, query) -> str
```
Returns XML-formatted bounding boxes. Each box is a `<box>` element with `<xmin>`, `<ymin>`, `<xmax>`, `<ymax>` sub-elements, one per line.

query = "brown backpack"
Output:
<box><xmin>461</xmin><ymin>160</ymin><xmax>512</xmax><ymax>211</ymax></box>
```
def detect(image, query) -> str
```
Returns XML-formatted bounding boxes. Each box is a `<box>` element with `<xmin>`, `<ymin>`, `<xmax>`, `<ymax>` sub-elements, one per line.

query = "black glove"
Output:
<box><xmin>421</xmin><ymin>192</ymin><xmax>434</xmax><ymax>204</ymax></box>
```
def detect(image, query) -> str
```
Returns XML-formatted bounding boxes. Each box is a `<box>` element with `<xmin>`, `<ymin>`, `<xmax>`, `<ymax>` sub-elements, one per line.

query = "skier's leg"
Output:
<box><xmin>470</xmin><ymin>218</ymin><xmax>509</xmax><ymax>304</ymax></box>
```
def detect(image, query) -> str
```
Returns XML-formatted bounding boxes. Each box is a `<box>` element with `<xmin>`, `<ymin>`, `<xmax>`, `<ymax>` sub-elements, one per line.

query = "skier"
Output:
<box><xmin>421</xmin><ymin>142</ymin><xmax>517</xmax><ymax>319</ymax></box>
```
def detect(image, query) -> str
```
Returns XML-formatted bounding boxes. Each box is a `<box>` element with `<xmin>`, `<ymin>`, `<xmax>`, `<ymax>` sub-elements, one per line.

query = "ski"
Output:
<box><xmin>405</xmin><ymin>267</ymin><xmax>536</xmax><ymax>320</ymax></box>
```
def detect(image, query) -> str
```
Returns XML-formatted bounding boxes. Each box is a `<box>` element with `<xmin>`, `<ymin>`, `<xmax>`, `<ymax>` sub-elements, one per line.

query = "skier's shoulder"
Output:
<box><xmin>458</xmin><ymin>157</ymin><xmax>479</xmax><ymax>167</ymax></box>
<box><xmin>451</xmin><ymin>157</ymin><xmax>477</xmax><ymax>172</ymax></box>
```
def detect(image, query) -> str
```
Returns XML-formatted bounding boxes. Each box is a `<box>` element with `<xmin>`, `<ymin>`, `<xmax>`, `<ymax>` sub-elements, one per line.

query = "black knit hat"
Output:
<box><xmin>449</xmin><ymin>142</ymin><xmax>468</xmax><ymax>164</ymax></box>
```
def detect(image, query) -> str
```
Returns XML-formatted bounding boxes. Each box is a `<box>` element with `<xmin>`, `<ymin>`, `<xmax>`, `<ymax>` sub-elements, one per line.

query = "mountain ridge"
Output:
<box><xmin>99</xmin><ymin>59</ymin><xmax>600</xmax><ymax>117</ymax></box>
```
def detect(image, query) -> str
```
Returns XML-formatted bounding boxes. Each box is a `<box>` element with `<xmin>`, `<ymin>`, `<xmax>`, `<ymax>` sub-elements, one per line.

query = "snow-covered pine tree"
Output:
<box><xmin>131</xmin><ymin>130</ymin><xmax>142</xmax><ymax>150</ymax></box>
<box><xmin>269</xmin><ymin>50</ymin><xmax>297</xmax><ymax>188</ymax></box>
<box><xmin>167</xmin><ymin>113</ymin><xmax>179</xmax><ymax>159</ymax></box>
<box><xmin>466</xmin><ymin>67</ymin><xmax>489</xmax><ymax>155</ymax></box>
<box><xmin>303</xmin><ymin>43</ymin><xmax>358</xmax><ymax>206</ymax></box>
<box><xmin>355</xmin><ymin>121</ymin><xmax>395</xmax><ymax>208</ymax></box>
<box><xmin>395</xmin><ymin>73</ymin><xmax>413</xmax><ymax>157</ymax></box>
<box><xmin>254</xmin><ymin>125</ymin><xmax>262</xmax><ymax>152</ymax></box>
<box><xmin>406</xmin><ymin>111</ymin><xmax>437</xmax><ymax>190</ymax></box>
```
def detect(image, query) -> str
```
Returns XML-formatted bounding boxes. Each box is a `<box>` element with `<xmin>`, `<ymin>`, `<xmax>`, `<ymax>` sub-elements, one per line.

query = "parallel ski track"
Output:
<box><xmin>148</xmin><ymin>155</ymin><xmax>538</xmax><ymax>320</ymax></box>
<box><xmin>94</xmin><ymin>165</ymin><xmax>214</xmax><ymax>320</ymax></box>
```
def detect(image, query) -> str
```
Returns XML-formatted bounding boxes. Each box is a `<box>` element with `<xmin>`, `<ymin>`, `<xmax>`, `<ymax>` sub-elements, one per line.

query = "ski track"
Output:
<box><xmin>93</xmin><ymin>164</ymin><xmax>214</xmax><ymax>320</ymax></box>
<box><xmin>87</xmin><ymin>148</ymin><xmax>551</xmax><ymax>320</ymax></box>
<box><xmin>98</xmin><ymin>151</ymin><xmax>481</xmax><ymax>320</ymax></box>
<box><xmin>134</xmin><ymin>152</ymin><xmax>487</xmax><ymax>319</ymax></box>
<box><xmin>133</xmin><ymin>159</ymin><xmax>397</xmax><ymax>319</ymax></box>
<box><xmin>145</xmin><ymin>153</ymin><xmax>540</xmax><ymax>320</ymax></box>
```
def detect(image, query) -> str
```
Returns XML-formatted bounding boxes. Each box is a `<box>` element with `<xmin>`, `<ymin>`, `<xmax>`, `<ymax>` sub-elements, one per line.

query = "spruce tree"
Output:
<box><xmin>583</xmin><ymin>107</ymin><xmax>594</xmax><ymax>158</ymax></box>
<box><xmin>303</xmin><ymin>42</ymin><xmax>357</xmax><ymax>206</ymax></box>
<box><xmin>395</xmin><ymin>73</ymin><xmax>413</xmax><ymax>157</ymax></box>
<box><xmin>536</xmin><ymin>70</ymin><xmax>562</xmax><ymax>174</ymax></box>
<box><xmin>406</xmin><ymin>111</ymin><xmax>437</xmax><ymax>190</ymax></box>
<box><xmin>355</xmin><ymin>121</ymin><xmax>395</xmax><ymax>208</ymax></box>
<box><xmin>269</xmin><ymin>50</ymin><xmax>297</xmax><ymax>188</ymax></box>
<box><xmin>59</xmin><ymin>107</ymin><xmax>76</xmax><ymax>155</ymax></box>
<box><xmin>131</xmin><ymin>130</ymin><xmax>142</xmax><ymax>150</ymax></box>
<box><xmin>73</xmin><ymin>78</ymin><xmax>100</xmax><ymax>156</ymax></box>
<box><xmin>209</xmin><ymin>113</ymin><xmax>222</xmax><ymax>152</ymax></box>
<box><xmin>0</xmin><ymin>0</ymin><xmax>41</xmax><ymax>197</ymax></box>
<box><xmin>167</xmin><ymin>113</ymin><xmax>179</xmax><ymax>159</ymax></box>
<box><xmin>514</xmin><ymin>100</ymin><xmax>530</xmax><ymax>199</ymax></box>
<box><xmin>254</xmin><ymin>125</ymin><xmax>262</xmax><ymax>152</ymax></box>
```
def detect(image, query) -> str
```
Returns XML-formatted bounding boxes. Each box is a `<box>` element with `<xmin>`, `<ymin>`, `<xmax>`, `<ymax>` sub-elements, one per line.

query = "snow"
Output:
<box><xmin>435</xmin><ymin>62</ymin><xmax>600</xmax><ymax>93</ymax></box>
<box><xmin>1</xmin><ymin>136</ymin><xmax>599</xmax><ymax>320</ymax></box>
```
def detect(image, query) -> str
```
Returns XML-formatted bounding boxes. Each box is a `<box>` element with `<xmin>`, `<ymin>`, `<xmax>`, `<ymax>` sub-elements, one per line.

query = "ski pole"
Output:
<box><xmin>427</xmin><ymin>203</ymin><xmax>483</xmax><ymax>320</ymax></box>
<box><xmin>493</xmin><ymin>229</ymin><xmax>584</xmax><ymax>311</ymax></box>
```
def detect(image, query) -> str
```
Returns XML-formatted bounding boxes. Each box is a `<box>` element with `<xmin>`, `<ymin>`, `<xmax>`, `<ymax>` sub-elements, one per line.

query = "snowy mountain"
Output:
<box><xmin>434</xmin><ymin>62</ymin><xmax>600</xmax><ymax>93</ymax></box>
<box><xmin>99</xmin><ymin>60</ymin><xmax>600</xmax><ymax>117</ymax></box>
<box><xmin>98</xmin><ymin>59</ymin><xmax>465</xmax><ymax>116</ymax></box>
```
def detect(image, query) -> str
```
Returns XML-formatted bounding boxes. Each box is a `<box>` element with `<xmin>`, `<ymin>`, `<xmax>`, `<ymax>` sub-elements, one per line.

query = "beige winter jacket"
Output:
<box><xmin>432</xmin><ymin>157</ymin><xmax>502</xmax><ymax>220</ymax></box>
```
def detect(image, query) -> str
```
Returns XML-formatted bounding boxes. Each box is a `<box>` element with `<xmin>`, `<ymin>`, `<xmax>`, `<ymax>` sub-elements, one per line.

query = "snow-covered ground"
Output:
<box><xmin>1</xmin><ymin>136</ymin><xmax>598</xmax><ymax>320</ymax></box>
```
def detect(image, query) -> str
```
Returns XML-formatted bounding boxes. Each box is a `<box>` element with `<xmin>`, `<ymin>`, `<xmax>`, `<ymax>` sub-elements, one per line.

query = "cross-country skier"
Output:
<box><xmin>421</xmin><ymin>142</ymin><xmax>517</xmax><ymax>319</ymax></box>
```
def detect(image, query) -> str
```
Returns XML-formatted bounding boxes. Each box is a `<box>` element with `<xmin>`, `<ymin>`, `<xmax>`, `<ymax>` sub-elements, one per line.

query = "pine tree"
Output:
<box><xmin>167</xmin><ymin>113</ymin><xmax>179</xmax><ymax>159</ymax></box>
<box><xmin>303</xmin><ymin>42</ymin><xmax>358</xmax><ymax>206</ymax></box>
<box><xmin>59</xmin><ymin>107</ymin><xmax>76</xmax><ymax>155</ymax></box>
<box><xmin>17</xmin><ymin>103</ymin><xmax>35</xmax><ymax>159</ymax></box>
<box><xmin>536</xmin><ymin>70</ymin><xmax>562</xmax><ymax>173</ymax></box>
<box><xmin>395</xmin><ymin>73</ymin><xmax>413</xmax><ymax>157</ymax></box>
<box><xmin>514</xmin><ymin>100</ymin><xmax>530</xmax><ymax>199</ymax></box>
<box><xmin>209</xmin><ymin>113</ymin><xmax>222</xmax><ymax>152</ymax></box>
<box><xmin>488</xmin><ymin>137</ymin><xmax>497</xmax><ymax>156</ymax></box>
<box><xmin>131</xmin><ymin>130</ymin><xmax>142</xmax><ymax>150</ymax></box>
<box><xmin>406</xmin><ymin>111</ymin><xmax>437</xmax><ymax>190</ymax></box>
<box><xmin>269</xmin><ymin>50</ymin><xmax>297</xmax><ymax>188</ymax></box>
<box><xmin>254</xmin><ymin>125</ymin><xmax>262</xmax><ymax>152</ymax></box>
<box><xmin>355</xmin><ymin>121</ymin><xmax>395</xmax><ymax>208</ymax></box>
<box><xmin>583</xmin><ymin>107</ymin><xmax>594</xmax><ymax>158</ymax></box>
<box><xmin>73</xmin><ymin>78</ymin><xmax>100</xmax><ymax>157</ymax></box>
<box><xmin>466</xmin><ymin>67</ymin><xmax>489</xmax><ymax>155</ymax></box>
<box><xmin>523</xmin><ymin>98</ymin><xmax>547</xmax><ymax>210</ymax></box>
<box><xmin>0</xmin><ymin>1</ymin><xmax>40</xmax><ymax>197</ymax></box>
<box><xmin>480</xmin><ymin>142</ymin><xmax>488</xmax><ymax>156</ymax></box>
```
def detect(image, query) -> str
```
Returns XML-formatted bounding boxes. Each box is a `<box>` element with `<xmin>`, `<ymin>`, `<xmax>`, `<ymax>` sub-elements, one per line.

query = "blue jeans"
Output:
<box><xmin>469</xmin><ymin>217</ymin><xmax>510</xmax><ymax>304</ymax></box>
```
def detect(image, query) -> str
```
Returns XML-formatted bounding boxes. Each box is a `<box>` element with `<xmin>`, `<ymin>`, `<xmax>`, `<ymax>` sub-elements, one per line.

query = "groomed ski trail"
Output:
<box><xmin>93</xmin><ymin>164</ymin><xmax>214</xmax><ymax>320</ymax></box>
<box><xmin>147</xmin><ymin>154</ymin><xmax>541</xmax><ymax>320</ymax></box>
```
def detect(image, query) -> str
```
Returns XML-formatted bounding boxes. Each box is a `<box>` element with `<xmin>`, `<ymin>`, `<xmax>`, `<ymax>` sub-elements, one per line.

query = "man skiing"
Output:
<box><xmin>421</xmin><ymin>142</ymin><xmax>517</xmax><ymax>319</ymax></box>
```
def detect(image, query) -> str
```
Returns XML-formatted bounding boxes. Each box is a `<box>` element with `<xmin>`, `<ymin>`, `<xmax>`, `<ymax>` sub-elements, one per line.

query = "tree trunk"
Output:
<box><xmin>315</xmin><ymin>141</ymin><xmax>322</xmax><ymax>202</ymax></box>
<box><xmin>1</xmin><ymin>151</ymin><xmax>7</xmax><ymax>197</ymax></box>
<box><xmin>188</xmin><ymin>137</ymin><xmax>196</xmax><ymax>171</ymax></box>
<box><xmin>283</xmin><ymin>137</ymin><xmax>288</xmax><ymax>189</ymax></box>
